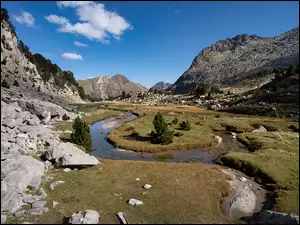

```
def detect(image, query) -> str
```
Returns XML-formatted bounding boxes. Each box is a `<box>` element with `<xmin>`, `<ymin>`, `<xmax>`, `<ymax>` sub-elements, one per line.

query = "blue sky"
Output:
<box><xmin>2</xmin><ymin>1</ymin><xmax>299</xmax><ymax>88</ymax></box>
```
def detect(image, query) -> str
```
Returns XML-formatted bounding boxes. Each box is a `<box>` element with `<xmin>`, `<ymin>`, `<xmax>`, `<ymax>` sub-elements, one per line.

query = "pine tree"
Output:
<box><xmin>70</xmin><ymin>117</ymin><xmax>92</xmax><ymax>151</ymax></box>
<box><xmin>151</xmin><ymin>113</ymin><xmax>173</xmax><ymax>144</ymax></box>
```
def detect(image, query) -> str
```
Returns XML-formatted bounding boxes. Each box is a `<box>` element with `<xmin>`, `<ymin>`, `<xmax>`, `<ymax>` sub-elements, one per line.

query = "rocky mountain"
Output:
<box><xmin>168</xmin><ymin>26</ymin><xmax>299</xmax><ymax>94</ymax></box>
<box><xmin>1</xmin><ymin>8</ymin><xmax>84</xmax><ymax>104</ymax></box>
<box><xmin>149</xmin><ymin>82</ymin><xmax>172</xmax><ymax>92</ymax></box>
<box><xmin>77</xmin><ymin>74</ymin><xmax>148</xmax><ymax>100</ymax></box>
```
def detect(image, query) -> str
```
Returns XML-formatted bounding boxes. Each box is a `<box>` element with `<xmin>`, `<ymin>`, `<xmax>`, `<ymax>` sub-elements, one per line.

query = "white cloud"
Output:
<box><xmin>14</xmin><ymin>11</ymin><xmax>35</xmax><ymax>27</ymax></box>
<box><xmin>74</xmin><ymin>41</ymin><xmax>89</xmax><ymax>47</ymax></box>
<box><xmin>44</xmin><ymin>14</ymin><xmax>69</xmax><ymax>25</ymax></box>
<box><xmin>62</xmin><ymin>53</ymin><xmax>83</xmax><ymax>60</ymax></box>
<box><xmin>45</xmin><ymin>1</ymin><xmax>132</xmax><ymax>43</ymax></box>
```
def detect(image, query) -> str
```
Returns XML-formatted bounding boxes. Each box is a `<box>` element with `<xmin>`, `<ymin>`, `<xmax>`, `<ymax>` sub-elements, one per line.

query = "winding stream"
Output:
<box><xmin>90</xmin><ymin>111</ymin><xmax>271</xmax><ymax>221</ymax></box>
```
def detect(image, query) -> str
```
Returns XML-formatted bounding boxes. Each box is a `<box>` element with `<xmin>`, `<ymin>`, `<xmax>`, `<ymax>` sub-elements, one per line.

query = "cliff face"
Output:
<box><xmin>149</xmin><ymin>82</ymin><xmax>172</xmax><ymax>92</ymax></box>
<box><xmin>77</xmin><ymin>74</ymin><xmax>148</xmax><ymax>100</ymax></box>
<box><xmin>168</xmin><ymin>27</ymin><xmax>299</xmax><ymax>94</ymax></box>
<box><xmin>1</xmin><ymin>17</ymin><xmax>84</xmax><ymax>104</ymax></box>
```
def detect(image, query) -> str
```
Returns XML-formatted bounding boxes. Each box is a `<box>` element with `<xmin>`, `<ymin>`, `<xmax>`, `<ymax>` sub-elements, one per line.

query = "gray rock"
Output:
<box><xmin>22</xmin><ymin>195</ymin><xmax>43</xmax><ymax>204</ymax></box>
<box><xmin>32</xmin><ymin>201</ymin><xmax>47</xmax><ymax>208</ymax></box>
<box><xmin>27</xmin><ymin>207</ymin><xmax>48</xmax><ymax>216</ymax></box>
<box><xmin>15</xmin><ymin>111</ymin><xmax>31</xmax><ymax>122</ymax></box>
<box><xmin>252</xmin><ymin>126</ymin><xmax>267</xmax><ymax>133</ymax></box>
<box><xmin>128</xmin><ymin>198</ymin><xmax>143</xmax><ymax>206</ymax></box>
<box><xmin>68</xmin><ymin>210</ymin><xmax>100</xmax><ymax>224</ymax></box>
<box><xmin>52</xmin><ymin>201</ymin><xmax>58</xmax><ymax>209</ymax></box>
<box><xmin>63</xmin><ymin>168</ymin><xmax>71</xmax><ymax>172</ymax></box>
<box><xmin>44</xmin><ymin>161</ymin><xmax>52</xmax><ymax>169</ymax></box>
<box><xmin>15</xmin><ymin>210</ymin><xmax>26</xmax><ymax>218</ymax></box>
<box><xmin>2</xmin><ymin>118</ymin><xmax>16</xmax><ymax>128</ymax></box>
<box><xmin>50</xmin><ymin>181</ymin><xmax>65</xmax><ymax>190</ymax></box>
<box><xmin>42</xmin><ymin>111</ymin><xmax>51</xmax><ymax>123</ymax></box>
<box><xmin>1</xmin><ymin>214</ymin><xmax>7</xmax><ymax>224</ymax></box>
<box><xmin>116</xmin><ymin>212</ymin><xmax>127</xmax><ymax>224</ymax></box>
<box><xmin>38</xmin><ymin>187</ymin><xmax>47</xmax><ymax>199</ymax></box>
<box><xmin>143</xmin><ymin>184</ymin><xmax>152</xmax><ymax>190</ymax></box>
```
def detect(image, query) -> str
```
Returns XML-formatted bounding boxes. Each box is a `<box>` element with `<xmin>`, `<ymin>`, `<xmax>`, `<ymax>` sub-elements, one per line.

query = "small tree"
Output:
<box><xmin>62</xmin><ymin>113</ymin><xmax>69</xmax><ymax>121</ymax></box>
<box><xmin>13</xmin><ymin>80</ymin><xmax>19</xmax><ymax>87</ymax></box>
<box><xmin>122</xmin><ymin>90</ymin><xmax>126</xmax><ymax>99</ymax></box>
<box><xmin>151</xmin><ymin>113</ymin><xmax>173</xmax><ymax>144</ymax></box>
<box><xmin>70</xmin><ymin>116</ymin><xmax>92</xmax><ymax>151</ymax></box>
<box><xmin>1</xmin><ymin>79</ymin><xmax>9</xmax><ymax>88</ymax></box>
<box><xmin>179</xmin><ymin>120</ymin><xmax>191</xmax><ymax>131</ymax></box>
<box><xmin>172</xmin><ymin>117</ymin><xmax>178</xmax><ymax>125</ymax></box>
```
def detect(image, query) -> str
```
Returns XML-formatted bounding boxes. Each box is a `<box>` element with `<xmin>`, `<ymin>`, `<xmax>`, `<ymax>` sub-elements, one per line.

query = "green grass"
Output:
<box><xmin>108</xmin><ymin>110</ymin><xmax>299</xmax><ymax>153</ymax></box>
<box><xmin>17</xmin><ymin>160</ymin><xmax>236</xmax><ymax>224</ymax></box>
<box><xmin>218</xmin><ymin>132</ymin><xmax>299</xmax><ymax>215</ymax></box>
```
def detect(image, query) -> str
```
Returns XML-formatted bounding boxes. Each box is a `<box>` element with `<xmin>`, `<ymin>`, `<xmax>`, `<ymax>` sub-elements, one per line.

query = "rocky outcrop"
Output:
<box><xmin>1</xmin><ymin>13</ymin><xmax>84</xmax><ymax>104</ymax></box>
<box><xmin>149</xmin><ymin>82</ymin><xmax>172</xmax><ymax>92</ymax></box>
<box><xmin>168</xmin><ymin>27</ymin><xmax>299</xmax><ymax>94</ymax></box>
<box><xmin>77</xmin><ymin>74</ymin><xmax>148</xmax><ymax>100</ymax></box>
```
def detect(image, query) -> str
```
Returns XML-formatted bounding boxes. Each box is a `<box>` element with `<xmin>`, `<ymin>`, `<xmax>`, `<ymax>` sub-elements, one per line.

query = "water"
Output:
<box><xmin>91</xmin><ymin>112</ymin><xmax>216</xmax><ymax>163</ymax></box>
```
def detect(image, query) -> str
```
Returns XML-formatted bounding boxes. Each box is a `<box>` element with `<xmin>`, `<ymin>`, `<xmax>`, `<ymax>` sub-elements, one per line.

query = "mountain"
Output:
<box><xmin>77</xmin><ymin>74</ymin><xmax>148</xmax><ymax>100</ymax></box>
<box><xmin>1</xmin><ymin>8</ymin><xmax>84</xmax><ymax>104</ymax></box>
<box><xmin>149</xmin><ymin>82</ymin><xmax>172</xmax><ymax>92</ymax></box>
<box><xmin>168</xmin><ymin>26</ymin><xmax>299</xmax><ymax>94</ymax></box>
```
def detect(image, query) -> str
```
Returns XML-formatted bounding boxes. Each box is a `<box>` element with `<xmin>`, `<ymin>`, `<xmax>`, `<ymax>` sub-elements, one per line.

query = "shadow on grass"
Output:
<box><xmin>123</xmin><ymin>133</ymin><xmax>152</xmax><ymax>142</ymax></box>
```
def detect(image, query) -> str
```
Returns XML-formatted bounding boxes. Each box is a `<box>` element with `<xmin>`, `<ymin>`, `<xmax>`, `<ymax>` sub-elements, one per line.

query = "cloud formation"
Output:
<box><xmin>74</xmin><ymin>41</ymin><xmax>89</xmax><ymax>47</ymax></box>
<box><xmin>45</xmin><ymin>1</ymin><xmax>132</xmax><ymax>43</ymax></box>
<box><xmin>14</xmin><ymin>11</ymin><xmax>35</xmax><ymax>27</ymax></box>
<box><xmin>62</xmin><ymin>53</ymin><xmax>83</xmax><ymax>60</ymax></box>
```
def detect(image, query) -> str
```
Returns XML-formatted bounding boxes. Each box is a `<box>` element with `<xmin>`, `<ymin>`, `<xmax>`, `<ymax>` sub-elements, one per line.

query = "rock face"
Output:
<box><xmin>1</xmin><ymin>15</ymin><xmax>84</xmax><ymax>104</ymax></box>
<box><xmin>168</xmin><ymin>26</ymin><xmax>299</xmax><ymax>94</ymax></box>
<box><xmin>77</xmin><ymin>74</ymin><xmax>148</xmax><ymax>100</ymax></box>
<box><xmin>149</xmin><ymin>82</ymin><xmax>172</xmax><ymax>92</ymax></box>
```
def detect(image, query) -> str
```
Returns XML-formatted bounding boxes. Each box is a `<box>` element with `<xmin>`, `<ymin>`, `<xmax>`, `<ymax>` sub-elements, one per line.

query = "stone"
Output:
<box><xmin>42</xmin><ymin>111</ymin><xmax>51</xmax><ymax>123</ymax></box>
<box><xmin>52</xmin><ymin>201</ymin><xmax>58</xmax><ymax>208</ymax></box>
<box><xmin>239</xmin><ymin>177</ymin><xmax>247</xmax><ymax>182</ymax></box>
<box><xmin>15</xmin><ymin>111</ymin><xmax>31</xmax><ymax>122</ymax></box>
<box><xmin>68</xmin><ymin>210</ymin><xmax>100</xmax><ymax>224</ymax></box>
<box><xmin>32</xmin><ymin>201</ymin><xmax>47</xmax><ymax>208</ymax></box>
<box><xmin>44</xmin><ymin>142</ymin><xmax>99</xmax><ymax>167</ymax></box>
<box><xmin>213</xmin><ymin>135</ymin><xmax>222</xmax><ymax>145</ymax></box>
<box><xmin>50</xmin><ymin>181</ymin><xmax>65</xmax><ymax>190</ymax></box>
<box><xmin>135</xmin><ymin>178</ymin><xmax>140</xmax><ymax>181</ymax></box>
<box><xmin>143</xmin><ymin>184</ymin><xmax>152</xmax><ymax>190</ymax></box>
<box><xmin>15</xmin><ymin>210</ymin><xmax>26</xmax><ymax>218</ymax></box>
<box><xmin>44</xmin><ymin>161</ymin><xmax>52</xmax><ymax>169</ymax></box>
<box><xmin>27</xmin><ymin>207</ymin><xmax>48</xmax><ymax>216</ymax></box>
<box><xmin>2</xmin><ymin>118</ymin><xmax>16</xmax><ymax>128</ymax></box>
<box><xmin>63</xmin><ymin>168</ymin><xmax>71</xmax><ymax>172</ymax></box>
<box><xmin>128</xmin><ymin>199</ymin><xmax>143</xmax><ymax>206</ymax></box>
<box><xmin>69</xmin><ymin>211</ymin><xmax>84</xmax><ymax>224</ymax></box>
<box><xmin>1</xmin><ymin>214</ymin><xmax>7</xmax><ymax>224</ymax></box>
<box><xmin>22</xmin><ymin>195</ymin><xmax>43</xmax><ymax>204</ymax></box>
<box><xmin>252</xmin><ymin>126</ymin><xmax>267</xmax><ymax>133</ymax></box>
<box><xmin>38</xmin><ymin>187</ymin><xmax>47</xmax><ymax>199</ymax></box>
<box><xmin>116</xmin><ymin>212</ymin><xmax>127</xmax><ymax>224</ymax></box>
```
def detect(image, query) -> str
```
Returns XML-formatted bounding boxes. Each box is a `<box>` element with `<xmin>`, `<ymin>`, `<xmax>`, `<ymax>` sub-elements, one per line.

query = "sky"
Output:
<box><xmin>2</xmin><ymin>1</ymin><xmax>299</xmax><ymax>88</ymax></box>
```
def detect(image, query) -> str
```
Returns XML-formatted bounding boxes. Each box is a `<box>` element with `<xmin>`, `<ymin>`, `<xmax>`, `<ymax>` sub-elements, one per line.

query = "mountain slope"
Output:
<box><xmin>168</xmin><ymin>26</ymin><xmax>299</xmax><ymax>94</ymax></box>
<box><xmin>1</xmin><ymin>8</ymin><xmax>84</xmax><ymax>104</ymax></box>
<box><xmin>77</xmin><ymin>74</ymin><xmax>148</xmax><ymax>100</ymax></box>
<box><xmin>149</xmin><ymin>82</ymin><xmax>172</xmax><ymax>92</ymax></box>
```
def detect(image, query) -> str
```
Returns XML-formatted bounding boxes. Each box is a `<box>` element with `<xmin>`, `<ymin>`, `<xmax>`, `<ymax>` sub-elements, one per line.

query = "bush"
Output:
<box><xmin>1</xmin><ymin>79</ymin><xmax>9</xmax><ymax>88</ymax></box>
<box><xmin>179</xmin><ymin>120</ymin><xmax>191</xmax><ymax>131</ymax></box>
<box><xmin>13</xmin><ymin>80</ymin><xmax>19</xmax><ymax>87</ymax></box>
<box><xmin>174</xmin><ymin>132</ymin><xmax>183</xmax><ymax>137</ymax></box>
<box><xmin>70</xmin><ymin>117</ymin><xmax>92</xmax><ymax>151</ymax></box>
<box><xmin>130</xmin><ymin>130</ymin><xmax>139</xmax><ymax>138</ymax></box>
<box><xmin>172</xmin><ymin>117</ymin><xmax>178</xmax><ymax>125</ymax></box>
<box><xmin>151</xmin><ymin>113</ymin><xmax>173</xmax><ymax>144</ymax></box>
<box><xmin>62</xmin><ymin>113</ymin><xmax>69</xmax><ymax>121</ymax></box>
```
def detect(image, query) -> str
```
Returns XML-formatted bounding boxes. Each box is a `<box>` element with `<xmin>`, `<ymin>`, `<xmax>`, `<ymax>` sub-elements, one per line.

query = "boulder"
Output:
<box><xmin>1</xmin><ymin>214</ymin><xmax>7</xmax><ymax>224</ymax></box>
<box><xmin>22</xmin><ymin>194</ymin><xmax>43</xmax><ymax>204</ymax></box>
<box><xmin>15</xmin><ymin>111</ymin><xmax>31</xmax><ymax>122</ymax></box>
<box><xmin>32</xmin><ymin>201</ymin><xmax>47</xmax><ymax>208</ymax></box>
<box><xmin>252</xmin><ymin>126</ymin><xmax>267</xmax><ymax>133</ymax></box>
<box><xmin>15</xmin><ymin>210</ymin><xmax>26</xmax><ymax>218</ymax></box>
<box><xmin>2</xmin><ymin>118</ymin><xmax>16</xmax><ymax>128</ymax></box>
<box><xmin>128</xmin><ymin>198</ymin><xmax>143</xmax><ymax>206</ymax></box>
<box><xmin>52</xmin><ymin>201</ymin><xmax>58</xmax><ymax>208</ymax></box>
<box><xmin>44</xmin><ymin>142</ymin><xmax>99</xmax><ymax>167</ymax></box>
<box><xmin>1</xmin><ymin>181</ymin><xmax>22</xmax><ymax>213</ymax></box>
<box><xmin>50</xmin><ymin>181</ymin><xmax>65</xmax><ymax>190</ymax></box>
<box><xmin>69</xmin><ymin>210</ymin><xmax>100</xmax><ymax>224</ymax></box>
<box><xmin>27</xmin><ymin>207</ymin><xmax>48</xmax><ymax>216</ymax></box>
<box><xmin>38</xmin><ymin>187</ymin><xmax>47</xmax><ymax>200</ymax></box>
<box><xmin>143</xmin><ymin>184</ymin><xmax>152</xmax><ymax>190</ymax></box>
<box><xmin>116</xmin><ymin>212</ymin><xmax>127</xmax><ymax>224</ymax></box>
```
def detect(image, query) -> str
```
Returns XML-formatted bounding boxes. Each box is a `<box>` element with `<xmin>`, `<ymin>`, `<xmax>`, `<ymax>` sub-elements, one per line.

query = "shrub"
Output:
<box><xmin>70</xmin><ymin>116</ymin><xmax>92</xmax><ymax>151</ymax></box>
<box><xmin>62</xmin><ymin>113</ymin><xmax>69</xmax><ymax>121</ymax></box>
<box><xmin>172</xmin><ymin>117</ymin><xmax>178</xmax><ymax>125</ymax></box>
<box><xmin>1</xmin><ymin>79</ymin><xmax>9</xmax><ymax>88</ymax></box>
<box><xmin>151</xmin><ymin>113</ymin><xmax>173</xmax><ymax>144</ymax></box>
<box><xmin>13</xmin><ymin>80</ymin><xmax>19</xmax><ymax>87</ymax></box>
<box><xmin>174</xmin><ymin>132</ymin><xmax>183</xmax><ymax>137</ymax></box>
<box><xmin>263</xmin><ymin>124</ymin><xmax>279</xmax><ymax>132</ymax></box>
<box><xmin>289</xmin><ymin>125</ymin><xmax>299</xmax><ymax>132</ymax></box>
<box><xmin>179</xmin><ymin>120</ymin><xmax>191</xmax><ymax>131</ymax></box>
<box><xmin>130</xmin><ymin>130</ymin><xmax>139</xmax><ymax>138</ymax></box>
<box><xmin>125</xmin><ymin>126</ymin><xmax>135</xmax><ymax>131</ymax></box>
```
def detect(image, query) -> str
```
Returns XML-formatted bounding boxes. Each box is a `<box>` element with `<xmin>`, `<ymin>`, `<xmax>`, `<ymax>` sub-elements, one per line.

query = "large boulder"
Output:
<box><xmin>44</xmin><ymin>142</ymin><xmax>99</xmax><ymax>167</ymax></box>
<box><xmin>69</xmin><ymin>210</ymin><xmax>100</xmax><ymax>224</ymax></box>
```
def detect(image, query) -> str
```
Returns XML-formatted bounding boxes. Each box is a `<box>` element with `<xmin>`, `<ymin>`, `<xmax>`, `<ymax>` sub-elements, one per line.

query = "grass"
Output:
<box><xmin>108</xmin><ymin>109</ymin><xmax>299</xmax><ymax>153</ymax></box>
<box><xmin>13</xmin><ymin>160</ymin><xmax>236</xmax><ymax>224</ymax></box>
<box><xmin>218</xmin><ymin>132</ymin><xmax>299</xmax><ymax>215</ymax></box>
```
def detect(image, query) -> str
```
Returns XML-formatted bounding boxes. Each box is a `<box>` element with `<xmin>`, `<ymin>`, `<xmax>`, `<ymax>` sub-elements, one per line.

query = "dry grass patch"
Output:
<box><xmin>31</xmin><ymin>160</ymin><xmax>235</xmax><ymax>224</ymax></box>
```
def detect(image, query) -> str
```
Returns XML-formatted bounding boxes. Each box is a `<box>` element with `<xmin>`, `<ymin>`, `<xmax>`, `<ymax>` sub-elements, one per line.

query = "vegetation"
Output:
<box><xmin>218</xmin><ymin>132</ymin><xmax>299</xmax><ymax>215</ymax></box>
<box><xmin>13</xmin><ymin>80</ymin><xmax>19</xmax><ymax>87</ymax></box>
<box><xmin>62</xmin><ymin>113</ymin><xmax>69</xmax><ymax>121</ymax></box>
<box><xmin>179</xmin><ymin>120</ymin><xmax>191</xmax><ymax>131</ymax></box>
<box><xmin>195</xmin><ymin>85</ymin><xmax>223</xmax><ymax>96</ymax></box>
<box><xmin>150</xmin><ymin>113</ymin><xmax>174</xmax><ymax>144</ymax></box>
<box><xmin>21</xmin><ymin>160</ymin><xmax>233</xmax><ymax>224</ymax></box>
<box><xmin>172</xmin><ymin>117</ymin><xmax>178</xmax><ymax>125</ymax></box>
<box><xmin>70</xmin><ymin>117</ymin><xmax>92</xmax><ymax>151</ymax></box>
<box><xmin>1</xmin><ymin>79</ymin><xmax>10</xmax><ymax>88</ymax></box>
<box><xmin>1</xmin><ymin>8</ymin><xmax>17</xmax><ymax>37</ymax></box>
